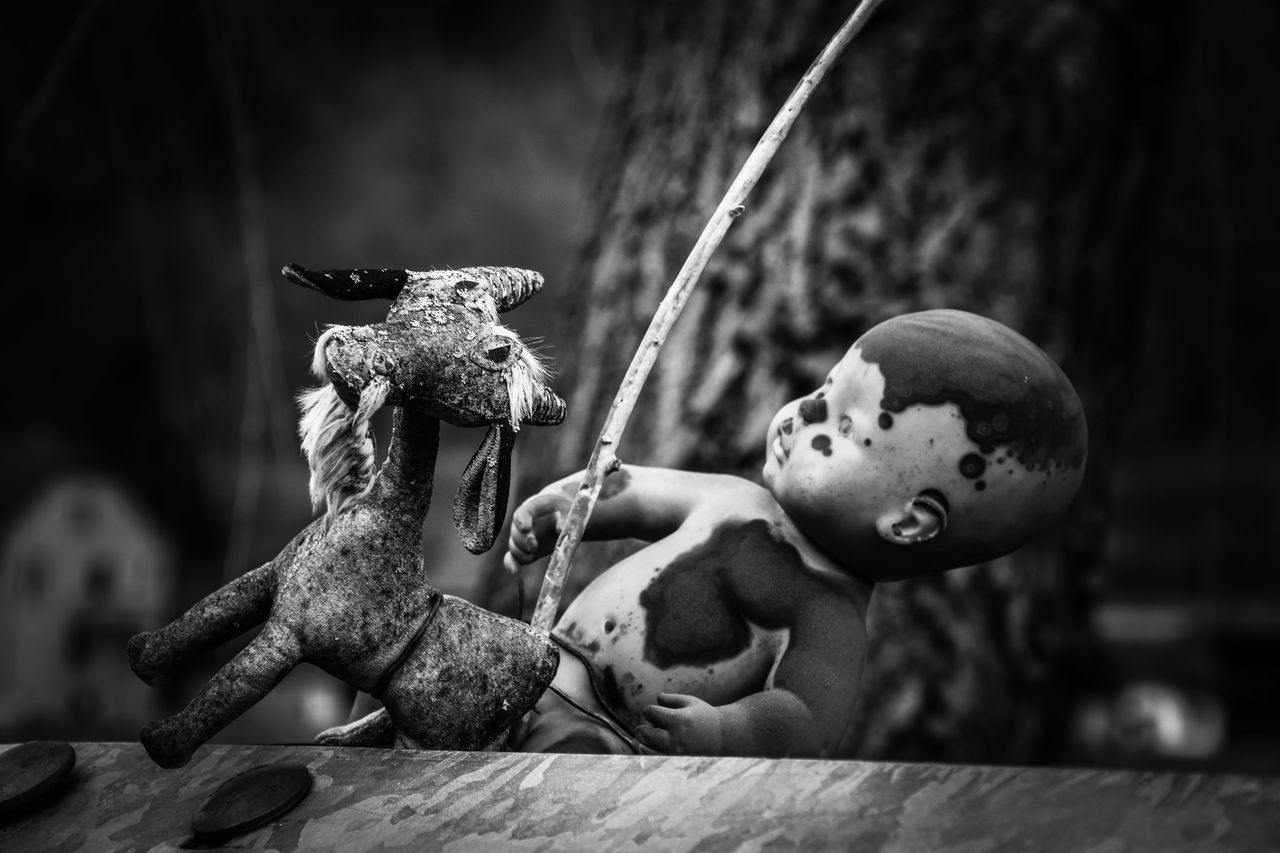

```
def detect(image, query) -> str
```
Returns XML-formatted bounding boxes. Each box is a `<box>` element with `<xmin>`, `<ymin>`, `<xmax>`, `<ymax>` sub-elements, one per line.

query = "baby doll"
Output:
<box><xmin>504</xmin><ymin>309</ymin><xmax>1088</xmax><ymax>758</ymax></box>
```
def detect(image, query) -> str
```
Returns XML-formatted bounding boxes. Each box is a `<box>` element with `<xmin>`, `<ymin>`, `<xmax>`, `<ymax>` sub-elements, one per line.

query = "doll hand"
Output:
<box><xmin>635</xmin><ymin>693</ymin><xmax>724</xmax><ymax>755</ymax></box>
<box><xmin>504</xmin><ymin>492</ymin><xmax>570</xmax><ymax>573</ymax></box>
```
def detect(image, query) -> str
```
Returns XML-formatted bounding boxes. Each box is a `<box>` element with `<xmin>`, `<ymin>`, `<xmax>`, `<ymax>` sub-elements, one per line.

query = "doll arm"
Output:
<box><xmin>505</xmin><ymin>464</ymin><xmax>743</xmax><ymax>571</ymax></box>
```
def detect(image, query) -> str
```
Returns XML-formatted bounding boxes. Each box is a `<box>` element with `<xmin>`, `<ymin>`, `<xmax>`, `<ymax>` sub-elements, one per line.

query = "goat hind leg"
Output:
<box><xmin>140</xmin><ymin>619</ymin><xmax>302</xmax><ymax>768</ymax></box>
<box><xmin>315</xmin><ymin>708</ymin><xmax>395</xmax><ymax>748</ymax></box>
<box><xmin>129</xmin><ymin>558</ymin><xmax>277</xmax><ymax>686</ymax></box>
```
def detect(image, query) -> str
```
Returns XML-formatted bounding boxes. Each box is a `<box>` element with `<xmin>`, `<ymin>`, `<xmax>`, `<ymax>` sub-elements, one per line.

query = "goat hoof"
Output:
<box><xmin>128</xmin><ymin>632</ymin><xmax>160</xmax><ymax>685</ymax></box>
<box><xmin>127</xmin><ymin>631</ymin><xmax>148</xmax><ymax>663</ymax></box>
<box><xmin>140</xmin><ymin>720</ymin><xmax>194</xmax><ymax>769</ymax></box>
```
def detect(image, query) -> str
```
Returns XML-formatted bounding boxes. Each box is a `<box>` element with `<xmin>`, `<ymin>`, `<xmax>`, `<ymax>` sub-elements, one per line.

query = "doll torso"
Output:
<box><xmin>553</xmin><ymin>483</ymin><xmax>867</xmax><ymax>732</ymax></box>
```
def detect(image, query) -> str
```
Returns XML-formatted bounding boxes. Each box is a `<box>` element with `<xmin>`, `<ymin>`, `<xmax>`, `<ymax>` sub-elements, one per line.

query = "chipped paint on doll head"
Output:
<box><xmin>861</xmin><ymin>310</ymin><xmax>1087</xmax><ymax>475</ymax></box>
<box><xmin>763</xmin><ymin>309</ymin><xmax>1087</xmax><ymax>581</ymax></box>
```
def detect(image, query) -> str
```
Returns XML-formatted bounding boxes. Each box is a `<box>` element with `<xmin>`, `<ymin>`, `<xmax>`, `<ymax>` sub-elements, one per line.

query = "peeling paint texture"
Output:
<box><xmin>2</xmin><ymin>742</ymin><xmax>1277</xmax><ymax>852</ymax></box>
<box><xmin>860</xmin><ymin>309</ymin><xmax>1087</xmax><ymax>473</ymax></box>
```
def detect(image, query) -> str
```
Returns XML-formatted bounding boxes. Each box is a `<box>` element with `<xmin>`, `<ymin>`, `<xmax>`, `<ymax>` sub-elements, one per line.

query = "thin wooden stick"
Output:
<box><xmin>531</xmin><ymin>0</ymin><xmax>888</xmax><ymax>633</ymax></box>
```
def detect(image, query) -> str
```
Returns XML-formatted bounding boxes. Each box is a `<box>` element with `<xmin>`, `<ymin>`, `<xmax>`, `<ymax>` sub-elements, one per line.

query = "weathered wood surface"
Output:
<box><xmin>2</xmin><ymin>742</ymin><xmax>1277</xmax><ymax>851</ymax></box>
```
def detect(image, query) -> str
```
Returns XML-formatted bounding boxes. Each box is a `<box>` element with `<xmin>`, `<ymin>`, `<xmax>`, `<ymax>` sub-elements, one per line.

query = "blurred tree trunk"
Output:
<box><xmin>485</xmin><ymin>0</ymin><xmax>1182</xmax><ymax>763</ymax></box>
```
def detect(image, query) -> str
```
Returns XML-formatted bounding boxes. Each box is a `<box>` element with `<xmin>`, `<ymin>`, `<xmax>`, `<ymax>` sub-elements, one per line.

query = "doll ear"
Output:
<box><xmin>454</xmin><ymin>424</ymin><xmax>516</xmax><ymax>554</ymax></box>
<box><xmin>876</xmin><ymin>491</ymin><xmax>949</xmax><ymax>546</ymax></box>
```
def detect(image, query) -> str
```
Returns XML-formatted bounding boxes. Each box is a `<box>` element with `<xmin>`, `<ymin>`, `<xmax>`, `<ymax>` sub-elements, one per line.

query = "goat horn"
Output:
<box><xmin>456</xmin><ymin>267</ymin><xmax>543</xmax><ymax>312</ymax></box>
<box><xmin>282</xmin><ymin>264</ymin><xmax>407</xmax><ymax>301</ymax></box>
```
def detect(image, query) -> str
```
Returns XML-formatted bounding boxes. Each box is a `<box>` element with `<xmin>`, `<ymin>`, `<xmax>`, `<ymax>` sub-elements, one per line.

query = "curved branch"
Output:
<box><xmin>531</xmin><ymin>0</ymin><xmax>888</xmax><ymax>632</ymax></box>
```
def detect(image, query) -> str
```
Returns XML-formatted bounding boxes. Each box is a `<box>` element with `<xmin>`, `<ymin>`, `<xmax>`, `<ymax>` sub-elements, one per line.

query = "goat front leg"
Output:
<box><xmin>141</xmin><ymin>620</ymin><xmax>302</xmax><ymax>768</ymax></box>
<box><xmin>129</xmin><ymin>556</ymin><xmax>278</xmax><ymax>687</ymax></box>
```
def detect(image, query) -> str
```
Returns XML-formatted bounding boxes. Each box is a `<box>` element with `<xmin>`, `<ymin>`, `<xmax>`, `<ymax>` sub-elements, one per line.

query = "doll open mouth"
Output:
<box><xmin>772</xmin><ymin>434</ymin><xmax>790</xmax><ymax>464</ymax></box>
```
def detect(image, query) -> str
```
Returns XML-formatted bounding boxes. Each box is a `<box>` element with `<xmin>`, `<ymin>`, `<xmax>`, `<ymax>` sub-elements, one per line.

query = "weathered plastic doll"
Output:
<box><xmin>504</xmin><ymin>309</ymin><xmax>1088</xmax><ymax>758</ymax></box>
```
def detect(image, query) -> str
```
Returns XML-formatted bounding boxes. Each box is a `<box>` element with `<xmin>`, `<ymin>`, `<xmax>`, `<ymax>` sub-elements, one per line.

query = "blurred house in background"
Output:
<box><xmin>0</xmin><ymin>476</ymin><xmax>172</xmax><ymax>735</ymax></box>
<box><xmin>0</xmin><ymin>473</ymin><xmax>353</xmax><ymax>745</ymax></box>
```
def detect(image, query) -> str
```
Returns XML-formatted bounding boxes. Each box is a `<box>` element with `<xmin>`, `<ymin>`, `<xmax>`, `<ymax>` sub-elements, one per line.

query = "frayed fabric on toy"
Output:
<box><xmin>128</xmin><ymin>263</ymin><xmax>565</xmax><ymax>768</ymax></box>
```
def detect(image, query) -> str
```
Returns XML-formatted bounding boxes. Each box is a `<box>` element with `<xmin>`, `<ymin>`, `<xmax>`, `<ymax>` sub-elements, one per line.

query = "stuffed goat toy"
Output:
<box><xmin>128</xmin><ymin>263</ymin><xmax>564</xmax><ymax>768</ymax></box>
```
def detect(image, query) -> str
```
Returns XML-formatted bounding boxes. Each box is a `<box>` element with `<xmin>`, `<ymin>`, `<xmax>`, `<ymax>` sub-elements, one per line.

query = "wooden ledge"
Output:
<box><xmin>2</xmin><ymin>742</ymin><xmax>1277</xmax><ymax>851</ymax></box>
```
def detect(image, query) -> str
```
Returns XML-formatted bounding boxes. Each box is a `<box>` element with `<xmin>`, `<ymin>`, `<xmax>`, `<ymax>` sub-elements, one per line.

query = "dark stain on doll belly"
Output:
<box><xmin>638</xmin><ymin>519</ymin><xmax>801</xmax><ymax>669</ymax></box>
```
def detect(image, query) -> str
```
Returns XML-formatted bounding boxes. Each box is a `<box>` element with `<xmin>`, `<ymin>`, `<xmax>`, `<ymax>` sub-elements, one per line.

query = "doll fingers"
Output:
<box><xmin>656</xmin><ymin>692</ymin><xmax>699</xmax><ymax>709</ymax></box>
<box><xmin>504</xmin><ymin>536</ymin><xmax>540</xmax><ymax>570</ymax></box>
<box><xmin>507</xmin><ymin>526</ymin><xmax>538</xmax><ymax>558</ymax></box>
<box><xmin>641</xmin><ymin>703</ymin><xmax>681</xmax><ymax>727</ymax></box>
<box><xmin>635</xmin><ymin>724</ymin><xmax>671</xmax><ymax>752</ymax></box>
<box><xmin>511</xmin><ymin>505</ymin><xmax>534</xmax><ymax>533</ymax></box>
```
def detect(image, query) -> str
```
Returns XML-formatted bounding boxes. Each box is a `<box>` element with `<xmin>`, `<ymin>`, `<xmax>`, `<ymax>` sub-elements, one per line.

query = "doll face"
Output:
<box><xmin>762</xmin><ymin>346</ymin><xmax>977</xmax><ymax>574</ymax></box>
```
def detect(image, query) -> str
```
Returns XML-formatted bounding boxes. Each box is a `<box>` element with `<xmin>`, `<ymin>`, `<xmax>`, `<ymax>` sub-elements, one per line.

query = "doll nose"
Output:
<box><xmin>798</xmin><ymin>397</ymin><xmax>828</xmax><ymax>425</ymax></box>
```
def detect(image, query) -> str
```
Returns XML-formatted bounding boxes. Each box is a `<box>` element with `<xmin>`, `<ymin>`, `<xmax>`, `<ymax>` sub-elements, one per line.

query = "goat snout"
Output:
<box><xmin>527</xmin><ymin>387</ymin><xmax>567</xmax><ymax>426</ymax></box>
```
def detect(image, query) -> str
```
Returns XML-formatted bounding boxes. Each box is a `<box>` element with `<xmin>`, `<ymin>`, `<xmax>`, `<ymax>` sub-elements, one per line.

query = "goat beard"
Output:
<box><xmin>297</xmin><ymin>376</ymin><xmax>390</xmax><ymax>529</ymax></box>
<box><xmin>500</xmin><ymin>329</ymin><xmax>551</xmax><ymax>431</ymax></box>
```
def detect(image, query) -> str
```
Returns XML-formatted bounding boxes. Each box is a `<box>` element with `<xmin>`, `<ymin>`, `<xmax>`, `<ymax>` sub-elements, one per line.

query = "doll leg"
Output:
<box><xmin>129</xmin><ymin>559</ymin><xmax>277</xmax><ymax>686</ymax></box>
<box><xmin>140</xmin><ymin>619</ymin><xmax>302</xmax><ymax>768</ymax></box>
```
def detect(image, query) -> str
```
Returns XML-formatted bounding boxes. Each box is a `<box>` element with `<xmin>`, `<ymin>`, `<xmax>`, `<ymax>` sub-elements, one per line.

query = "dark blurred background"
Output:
<box><xmin>0</xmin><ymin>0</ymin><xmax>626</xmax><ymax>751</ymax></box>
<box><xmin>2</xmin><ymin>0</ymin><xmax>1278</xmax><ymax>773</ymax></box>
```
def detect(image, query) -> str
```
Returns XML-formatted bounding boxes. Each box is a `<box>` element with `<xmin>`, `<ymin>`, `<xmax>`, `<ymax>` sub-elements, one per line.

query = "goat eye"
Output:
<box><xmin>454</xmin><ymin>279</ymin><xmax>480</xmax><ymax>295</ymax></box>
<box><xmin>486</xmin><ymin>342</ymin><xmax>511</xmax><ymax>362</ymax></box>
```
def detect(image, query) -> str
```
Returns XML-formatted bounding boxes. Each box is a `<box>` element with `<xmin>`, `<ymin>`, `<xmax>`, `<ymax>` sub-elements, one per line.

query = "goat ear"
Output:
<box><xmin>454</xmin><ymin>424</ymin><xmax>516</xmax><ymax>554</ymax></box>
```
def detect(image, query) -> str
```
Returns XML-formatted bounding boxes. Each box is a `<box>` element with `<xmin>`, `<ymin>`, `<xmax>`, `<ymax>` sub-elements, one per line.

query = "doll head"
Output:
<box><xmin>762</xmin><ymin>309</ymin><xmax>1087</xmax><ymax>581</ymax></box>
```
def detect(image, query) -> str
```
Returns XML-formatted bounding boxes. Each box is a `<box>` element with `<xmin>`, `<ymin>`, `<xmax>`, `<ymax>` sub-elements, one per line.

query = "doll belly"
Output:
<box><xmin>556</xmin><ymin>537</ymin><xmax>788</xmax><ymax>727</ymax></box>
<box><xmin>557</xmin><ymin>600</ymin><xmax>785</xmax><ymax>730</ymax></box>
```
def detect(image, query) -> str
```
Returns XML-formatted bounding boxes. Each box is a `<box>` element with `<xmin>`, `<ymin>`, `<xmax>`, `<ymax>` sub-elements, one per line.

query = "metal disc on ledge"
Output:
<box><xmin>191</xmin><ymin>763</ymin><xmax>313</xmax><ymax>843</ymax></box>
<box><xmin>0</xmin><ymin>741</ymin><xmax>77</xmax><ymax>823</ymax></box>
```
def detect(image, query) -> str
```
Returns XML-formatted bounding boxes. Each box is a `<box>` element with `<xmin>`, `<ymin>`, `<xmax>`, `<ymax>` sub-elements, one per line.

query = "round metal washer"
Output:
<box><xmin>191</xmin><ymin>762</ymin><xmax>313</xmax><ymax>843</ymax></box>
<box><xmin>0</xmin><ymin>741</ymin><xmax>77</xmax><ymax>822</ymax></box>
